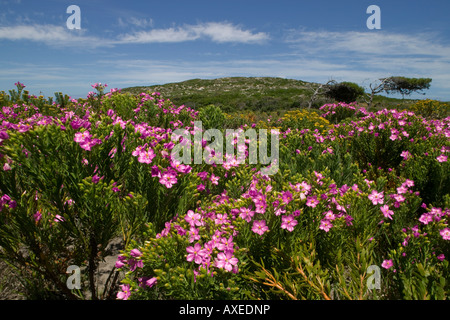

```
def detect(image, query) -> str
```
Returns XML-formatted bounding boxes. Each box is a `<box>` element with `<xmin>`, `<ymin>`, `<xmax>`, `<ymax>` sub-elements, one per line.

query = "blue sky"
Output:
<box><xmin>1</xmin><ymin>0</ymin><xmax>450</xmax><ymax>101</ymax></box>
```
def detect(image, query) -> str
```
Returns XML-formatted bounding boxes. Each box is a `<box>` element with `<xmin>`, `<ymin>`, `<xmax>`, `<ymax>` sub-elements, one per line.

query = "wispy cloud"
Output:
<box><xmin>117</xmin><ymin>26</ymin><xmax>199</xmax><ymax>43</ymax></box>
<box><xmin>0</xmin><ymin>21</ymin><xmax>269</xmax><ymax>46</ymax></box>
<box><xmin>117</xmin><ymin>22</ymin><xmax>270</xmax><ymax>44</ymax></box>
<box><xmin>285</xmin><ymin>29</ymin><xmax>450</xmax><ymax>58</ymax></box>
<box><xmin>117</xmin><ymin>17</ymin><xmax>154</xmax><ymax>28</ymax></box>
<box><xmin>189</xmin><ymin>22</ymin><xmax>269</xmax><ymax>44</ymax></box>
<box><xmin>0</xmin><ymin>24</ymin><xmax>111</xmax><ymax>47</ymax></box>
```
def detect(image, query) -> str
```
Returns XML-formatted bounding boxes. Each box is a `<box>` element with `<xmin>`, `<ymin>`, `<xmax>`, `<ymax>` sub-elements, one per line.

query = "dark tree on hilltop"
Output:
<box><xmin>364</xmin><ymin>76</ymin><xmax>432</xmax><ymax>107</ymax></box>
<box><xmin>382</xmin><ymin>76</ymin><xmax>432</xmax><ymax>99</ymax></box>
<box><xmin>324</xmin><ymin>81</ymin><xmax>365</xmax><ymax>103</ymax></box>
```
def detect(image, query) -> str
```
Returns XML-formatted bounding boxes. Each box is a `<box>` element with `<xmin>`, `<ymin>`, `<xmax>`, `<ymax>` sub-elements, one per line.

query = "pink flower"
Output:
<box><xmin>34</xmin><ymin>210</ymin><xmax>42</xmax><ymax>222</ymax></box>
<box><xmin>404</xmin><ymin>179</ymin><xmax>414</xmax><ymax>188</ymax></box>
<box><xmin>252</xmin><ymin>220</ymin><xmax>269</xmax><ymax>236</ymax></box>
<box><xmin>440</xmin><ymin>228</ymin><xmax>450</xmax><ymax>240</ymax></box>
<box><xmin>381</xmin><ymin>259</ymin><xmax>393</xmax><ymax>269</ymax></box>
<box><xmin>345</xmin><ymin>215</ymin><xmax>354</xmax><ymax>226</ymax></box>
<box><xmin>210</xmin><ymin>174</ymin><xmax>220</xmax><ymax>185</ymax></box>
<box><xmin>323</xmin><ymin>210</ymin><xmax>336</xmax><ymax>221</ymax></box>
<box><xmin>281</xmin><ymin>214</ymin><xmax>298</xmax><ymax>232</ymax></box>
<box><xmin>380</xmin><ymin>205</ymin><xmax>394</xmax><ymax>220</ymax></box>
<box><xmin>188</xmin><ymin>227</ymin><xmax>200</xmax><ymax>243</ymax></box>
<box><xmin>418</xmin><ymin>213</ymin><xmax>433</xmax><ymax>225</ymax></box>
<box><xmin>253</xmin><ymin>193</ymin><xmax>266</xmax><ymax>203</ymax></box>
<box><xmin>306</xmin><ymin>195</ymin><xmax>319</xmax><ymax>208</ymax></box>
<box><xmin>115</xmin><ymin>260</ymin><xmax>125</xmax><ymax>269</ymax></box>
<box><xmin>197</xmin><ymin>171</ymin><xmax>208</xmax><ymax>180</ymax></box>
<box><xmin>185</xmin><ymin>210</ymin><xmax>202</xmax><ymax>227</ymax></box>
<box><xmin>437</xmin><ymin>254</ymin><xmax>445</xmax><ymax>262</ymax></box>
<box><xmin>132</xmin><ymin>145</ymin><xmax>146</xmax><ymax>157</ymax></box>
<box><xmin>430</xmin><ymin>207</ymin><xmax>443</xmax><ymax>217</ymax></box>
<box><xmin>199</xmin><ymin>241</ymin><xmax>215</xmax><ymax>259</ymax></box>
<box><xmin>15</xmin><ymin>81</ymin><xmax>25</xmax><ymax>89</ymax></box>
<box><xmin>159</xmin><ymin>171</ymin><xmax>177</xmax><ymax>188</ymax></box>
<box><xmin>368</xmin><ymin>190</ymin><xmax>384</xmax><ymax>205</ymax></box>
<box><xmin>299</xmin><ymin>181</ymin><xmax>312</xmax><ymax>194</ymax></box>
<box><xmin>130</xmin><ymin>249</ymin><xmax>142</xmax><ymax>258</ymax></box>
<box><xmin>92</xmin><ymin>174</ymin><xmax>101</xmax><ymax>184</ymax></box>
<box><xmin>274</xmin><ymin>206</ymin><xmax>286</xmax><ymax>216</ymax></box>
<box><xmin>216</xmin><ymin>235</ymin><xmax>233</xmax><ymax>251</ymax></box>
<box><xmin>138</xmin><ymin>149</ymin><xmax>156</xmax><ymax>164</ymax></box>
<box><xmin>139</xmin><ymin>277</ymin><xmax>157</xmax><ymax>288</ymax></box>
<box><xmin>215</xmin><ymin>249</ymin><xmax>238</xmax><ymax>272</ymax></box>
<box><xmin>127</xmin><ymin>258</ymin><xmax>143</xmax><ymax>272</ymax></box>
<box><xmin>186</xmin><ymin>242</ymin><xmax>204</xmax><ymax>264</ymax></box>
<box><xmin>239</xmin><ymin>207</ymin><xmax>254</xmax><ymax>222</ymax></box>
<box><xmin>281</xmin><ymin>191</ymin><xmax>293</xmax><ymax>204</ymax></box>
<box><xmin>151</xmin><ymin>165</ymin><xmax>161</xmax><ymax>178</ymax></box>
<box><xmin>215</xmin><ymin>213</ymin><xmax>229</xmax><ymax>225</ymax></box>
<box><xmin>400</xmin><ymin>151</ymin><xmax>411</xmax><ymax>160</ymax></box>
<box><xmin>319</xmin><ymin>219</ymin><xmax>333</xmax><ymax>232</ymax></box>
<box><xmin>172</xmin><ymin>160</ymin><xmax>191</xmax><ymax>173</ymax></box>
<box><xmin>74</xmin><ymin>131</ymin><xmax>91</xmax><ymax>143</ymax></box>
<box><xmin>396</xmin><ymin>185</ymin><xmax>408</xmax><ymax>194</ymax></box>
<box><xmin>117</xmin><ymin>284</ymin><xmax>131</xmax><ymax>300</ymax></box>
<box><xmin>436</xmin><ymin>154</ymin><xmax>447</xmax><ymax>163</ymax></box>
<box><xmin>79</xmin><ymin>138</ymin><xmax>102</xmax><ymax>151</ymax></box>
<box><xmin>393</xmin><ymin>194</ymin><xmax>405</xmax><ymax>203</ymax></box>
<box><xmin>254</xmin><ymin>201</ymin><xmax>267</xmax><ymax>214</ymax></box>
<box><xmin>54</xmin><ymin>214</ymin><xmax>65</xmax><ymax>222</ymax></box>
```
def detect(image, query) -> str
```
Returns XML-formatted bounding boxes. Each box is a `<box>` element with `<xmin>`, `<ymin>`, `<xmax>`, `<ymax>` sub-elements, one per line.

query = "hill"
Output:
<box><xmin>122</xmin><ymin>77</ymin><xmax>415</xmax><ymax>112</ymax></box>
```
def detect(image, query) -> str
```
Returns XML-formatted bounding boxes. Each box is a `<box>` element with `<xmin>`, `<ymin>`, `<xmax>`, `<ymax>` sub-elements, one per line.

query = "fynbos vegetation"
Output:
<box><xmin>0</xmin><ymin>79</ymin><xmax>448</xmax><ymax>300</ymax></box>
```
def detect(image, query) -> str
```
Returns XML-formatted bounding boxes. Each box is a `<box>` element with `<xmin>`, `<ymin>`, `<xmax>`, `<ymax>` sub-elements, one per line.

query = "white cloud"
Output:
<box><xmin>189</xmin><ymin>22</ymin><xmax>269</xmax><ymax>43</ymax></box>
<box><xmin>285</xmin><ymin>29</ymin><xmax>450</xmax><ymax>59</ymax></box>
<box><xmin>117</xmin><ymin>22</ymin><xmax>269</xmax><ymax>44</ymax></box>
<box><xmin>0</xmin><ymin>21</ymin><xmax>269</xmax><ymax>46</ymax></box>
<box><xmin>128</xmin><ymin>17</ymin><xmax>154</xmax><ymax>28</ymax></box>
<box><xmin>0</xmin><ymin>24</ymin><xmax>112</xmax><ymax>47</ymax></box>
<box><xmin>117</xmin><ymin>17</ymin><xmax>154</xmax><ymax>28</ymax></box>
<box><xmin>117</xmin><ymin>26</ymin><xmax>199</xmax><ymax>43</ymax></box>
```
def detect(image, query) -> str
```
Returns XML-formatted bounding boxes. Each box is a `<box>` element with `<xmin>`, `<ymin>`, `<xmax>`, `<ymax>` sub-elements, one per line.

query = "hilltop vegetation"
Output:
<box><xmin>122</xmin><ymin>77</ymin><xmax>419</xmax><ymax>112</ymax></box>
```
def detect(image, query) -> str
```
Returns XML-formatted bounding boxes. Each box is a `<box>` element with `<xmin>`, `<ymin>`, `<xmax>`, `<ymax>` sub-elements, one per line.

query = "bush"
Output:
<box><xmin>279</xmin><ymin>109</ymin><xmax>331</xmax><ymax>132</ymax></box>
<box><xmin>198</xmin><ymin>104</ymin><xmax>226</xmax><ymax>130</ymax></box>
<box><xmin>325</xmin><ymin>82</ymin><xmax>365</xmax><ymax>104</ymax></box>
<box><xmin>408</xmin><ymin>99</ymin><xmax>450</xmax><ymax>119</ymax></box>
<box><xmin>319</xmin><ymin>102</ymin><xmax>368</xmax><ymax>124</ymax></box>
